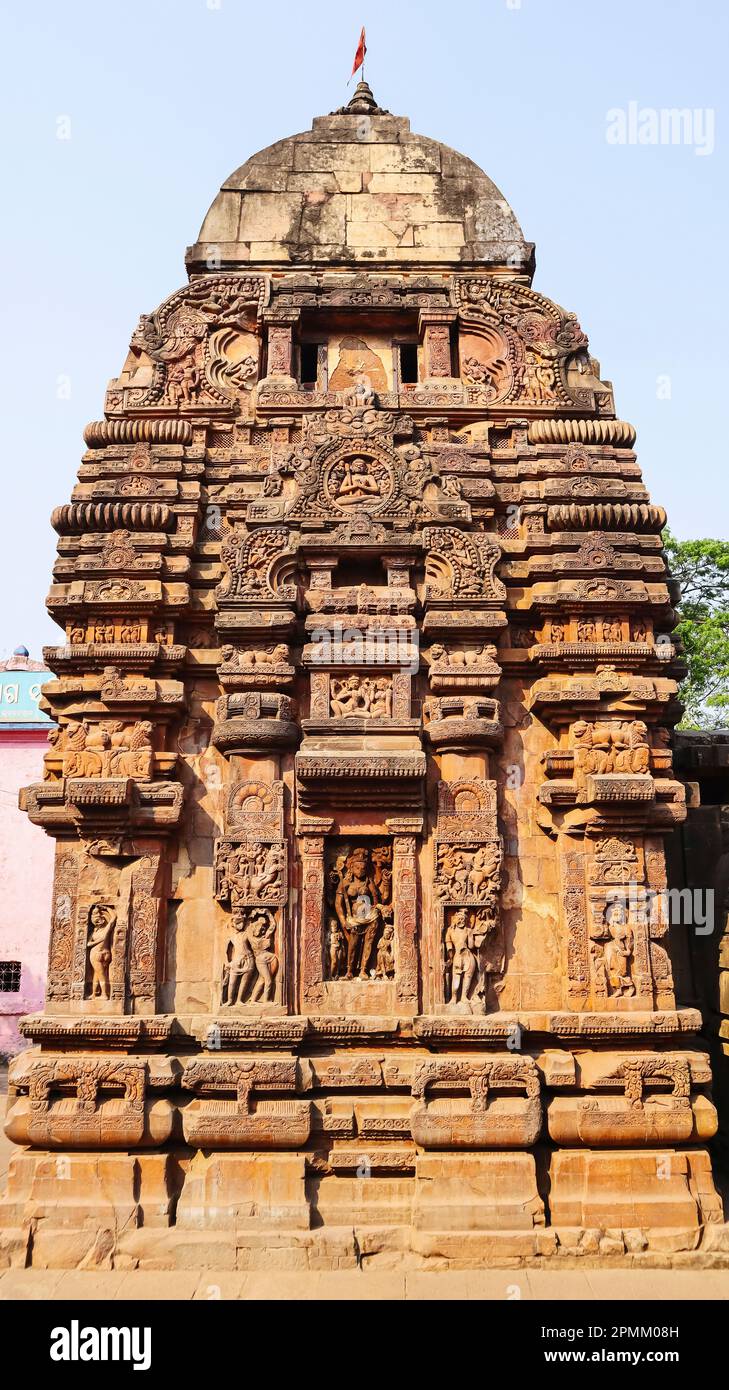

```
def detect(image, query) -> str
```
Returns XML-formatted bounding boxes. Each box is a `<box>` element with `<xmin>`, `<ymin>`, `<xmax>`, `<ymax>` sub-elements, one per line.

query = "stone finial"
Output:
<box><xmin>332</xmin><ymin>81</ymin><xmax>390</xmax><ymax>116</ymax></box>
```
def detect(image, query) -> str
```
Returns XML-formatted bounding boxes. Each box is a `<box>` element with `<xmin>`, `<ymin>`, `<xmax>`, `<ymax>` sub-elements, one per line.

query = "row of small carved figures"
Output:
<box><xmin>44</xmin><ymin>720</ymin><xmax>154</xmax><ymax>781</ymax></box>
<box><xmin>220</xmin><ymin>642</ymin><xmax>496</xmax><ymax>672</ymax></box>
<box><xmin>58</xmin><ymin>625</ymin><xmax>656</xmax><ymax>662</ymax></box>
<box><xmin>83</xmin><ymin>895</ymin><xmax>638</xmax><ymax>1010</ymax></box>
<box><xmin>41</xmin><ymin>689</ymin><xmax>499</xmax><ymax>783</ymax></box>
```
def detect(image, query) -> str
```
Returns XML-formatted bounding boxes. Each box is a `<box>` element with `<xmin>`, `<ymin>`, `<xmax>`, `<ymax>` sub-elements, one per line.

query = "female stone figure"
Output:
<box><xmin>333</xmin><ymin>844</ymin><xmax>388</xmax><ymax>979</ymax></box>
<box><xmin>603</xmin><ymin>902</ymin><xmax>635</xmax><ymax>997</ymax></box>
<box><xmin>327</xmin><ymin>918</ymin><xmax>347</xmax><ymax>979</ymax></box>
<box><xmin>86</xmin><ymin>904</ymin><xmax>116</xmax><ymax>1000</ymax></box>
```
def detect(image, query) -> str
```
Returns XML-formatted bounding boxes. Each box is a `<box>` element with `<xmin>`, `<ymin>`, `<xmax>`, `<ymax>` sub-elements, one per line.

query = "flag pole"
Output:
<box><xmin>348</xmin><ymin>27</ymin><xmax>366</xmax><ymax>88</ymax></box>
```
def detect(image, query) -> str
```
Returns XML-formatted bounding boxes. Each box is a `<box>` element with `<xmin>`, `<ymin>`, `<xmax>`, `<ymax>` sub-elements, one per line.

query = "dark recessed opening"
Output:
<box><xmin>398</xmin><ymin>342</ymin><xmax>419</xmax><ymax>385</ymax></box>
<box><xmin>300</xmin><ymin>342</ymin><xmax>320</xmax><ymax>386</ymax></box>
<box><xmin>334</xmin><ymin>555</ymin><xmax>385</xmax><ymax>589</ymax></box>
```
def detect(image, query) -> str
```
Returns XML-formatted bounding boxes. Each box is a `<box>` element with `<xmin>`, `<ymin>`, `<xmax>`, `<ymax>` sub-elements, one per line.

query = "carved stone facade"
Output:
<box><xmin>3</xmin><ymin>82</ymin><xmax>726</xmax><ymax>1270</ymax></box>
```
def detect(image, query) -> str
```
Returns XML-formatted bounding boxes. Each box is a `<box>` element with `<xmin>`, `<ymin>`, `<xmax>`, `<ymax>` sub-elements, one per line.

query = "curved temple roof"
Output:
<box><xmin>187</xmin><ymin>82</ymin><xmax>533</xmax><ymax>277</ymax></box>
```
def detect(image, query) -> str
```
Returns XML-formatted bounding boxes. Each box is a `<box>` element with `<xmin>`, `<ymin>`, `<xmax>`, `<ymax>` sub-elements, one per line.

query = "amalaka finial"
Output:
<box><xmin>332</xmin><ymin>81</ymin><xmax>389</xmax><ymax>117</ymax></box>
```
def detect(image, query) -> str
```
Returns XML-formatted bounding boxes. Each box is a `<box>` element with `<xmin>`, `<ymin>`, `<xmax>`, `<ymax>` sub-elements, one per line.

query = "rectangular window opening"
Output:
<box><xmin>300</xmin><ymin>342</ymin><xmax>320</xmax><ymax>387</ymax></box>
<box><xmin>398</xmin><ymin>342</ymin><xmax>419</xmax><ymax>386</ymax></box>
<box><xmin>0</xmin><ymin>961</ymin><xmax>21</xmax><ymax>993</ymax></box>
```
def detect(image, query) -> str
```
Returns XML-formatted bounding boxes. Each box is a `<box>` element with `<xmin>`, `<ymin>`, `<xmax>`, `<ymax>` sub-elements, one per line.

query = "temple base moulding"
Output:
<box><xmin>1</xmin><ymin>1146</ymin><xmax>728</xmax><ymax>1271</ymax></box>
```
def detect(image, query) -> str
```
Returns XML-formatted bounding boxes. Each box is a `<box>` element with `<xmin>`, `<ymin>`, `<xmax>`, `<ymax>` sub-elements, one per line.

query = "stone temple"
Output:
<box><xmin>3</xmin><ymin>82</ymin><xmax>726</xmax><ymax>1270</ymax></box>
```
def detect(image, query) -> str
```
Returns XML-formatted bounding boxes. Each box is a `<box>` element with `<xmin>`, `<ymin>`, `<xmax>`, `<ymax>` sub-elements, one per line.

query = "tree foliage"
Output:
<box><xmin>663</xmin><ymin>530</ymin><xmax>729</xmax><ymax>728</ymax></box>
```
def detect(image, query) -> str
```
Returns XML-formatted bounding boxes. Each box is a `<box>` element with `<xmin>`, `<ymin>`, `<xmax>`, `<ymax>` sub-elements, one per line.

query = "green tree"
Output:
<box><xmin>663</xmin><ymin>530</ymin><xmax>729</xmax><ymax>728</ymax></box>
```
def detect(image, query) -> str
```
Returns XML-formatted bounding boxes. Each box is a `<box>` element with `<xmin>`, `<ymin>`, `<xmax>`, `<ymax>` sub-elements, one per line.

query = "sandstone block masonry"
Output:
<box><xmin>2</xmin><ymin>82</ymin><xmax>726</xmax><ymax>1272</ymax></box>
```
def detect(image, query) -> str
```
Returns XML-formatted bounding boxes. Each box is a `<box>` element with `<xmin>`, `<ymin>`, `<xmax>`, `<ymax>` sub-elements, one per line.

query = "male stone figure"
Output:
<box><xmin>221</xmin><ymin>907</ymin><xmax>278</xmax><ymax>1005</ymax></box>
<box><xmin>444</xmin><ymin>908</ymin><xmax>477</xmax><ymax>1007</ymax></box>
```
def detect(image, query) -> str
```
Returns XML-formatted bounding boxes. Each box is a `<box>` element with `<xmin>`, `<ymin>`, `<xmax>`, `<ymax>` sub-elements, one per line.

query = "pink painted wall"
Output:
<box><xmin>0</xmin><ymin>731</ymin><xmax>54</xmax><ymax>1055</ymax></box>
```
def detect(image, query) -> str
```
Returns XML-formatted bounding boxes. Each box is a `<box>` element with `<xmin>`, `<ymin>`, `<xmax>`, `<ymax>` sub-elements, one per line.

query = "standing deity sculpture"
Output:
<box><xmin>86</xmin><ymin>905</ymin><xmax>116</xmax><ymax>1000</ymax></box>
<box><xmin>602</xmin><ymin>901</ymin><xmax>635</xmax><ymax>997</ymax></box>
<box><xmin>444</xmin><ymin>908</ymin><xmax>478</xmax><ymax>1006</ymax></box>
<box><xmin>326</xmin><ymin>842</ymin><xmax>394</xmax><ymax>980</ymax></box>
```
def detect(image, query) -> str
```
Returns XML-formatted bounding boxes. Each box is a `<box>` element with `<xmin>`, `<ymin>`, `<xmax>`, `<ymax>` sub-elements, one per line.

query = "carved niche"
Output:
<box><xmin>559</xmin><ymin>834</ymin><xmax>675</xmax><ymax>1011</ymax></box>
<box><xmin>325</xmin><ymin>839</ymin><xmax>394</xmax><ymax>982</ymax></box>
<box><xmin>433</xmin><ymin>780</ymin><xmax>504</xmax><ymax>1014</ymax></box>
<box><xmin>214</xmin><ymin>780</ymin><xmax>287</xmax><ymax>1011</ymax></box>
<box><xmin>44</xmin><ymin>847</ymin><xmax>164</xmax><ymax>1012</ymax></box>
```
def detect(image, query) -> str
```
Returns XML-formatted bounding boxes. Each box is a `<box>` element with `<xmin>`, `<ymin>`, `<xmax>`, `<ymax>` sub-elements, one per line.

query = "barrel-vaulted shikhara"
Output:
<box><xmin>3</xmin><ymin>83</ymin><xmax>726</xmax><ymax>1268</ymax></box>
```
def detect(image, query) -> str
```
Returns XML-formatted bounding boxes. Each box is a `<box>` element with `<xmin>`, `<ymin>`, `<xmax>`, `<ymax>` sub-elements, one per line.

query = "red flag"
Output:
<box><xmin>351</xmin><ymin>27</ymin><xmax>366</xmax><ymax>78</ymax></box>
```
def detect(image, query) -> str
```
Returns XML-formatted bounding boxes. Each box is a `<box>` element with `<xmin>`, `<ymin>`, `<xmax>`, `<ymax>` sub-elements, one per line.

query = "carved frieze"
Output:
<box><xmin>181</xmin><ymin>1058</ymin><xmax>311</xmax><ymax>1148</ymax></box>
<box><xmin>3</xmin><ymin>1056</ymin><xmax>174</xmax><ymax>1150</ymax></box>
<box><xmin>410</xmin><ymin>1056</ymin><xmax>542</xmax><ymax>1148</ymax></box>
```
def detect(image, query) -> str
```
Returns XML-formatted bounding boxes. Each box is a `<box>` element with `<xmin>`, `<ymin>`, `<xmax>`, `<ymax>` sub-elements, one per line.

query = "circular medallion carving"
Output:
<box><xmin>324</xmin><ymin>449</ymin><xmax>395</xmax><ymax>512</ymax></box>
<box><xmin>230</xmin><ymin>781</ymin><xmax>275</xmax><ymax>816</ymax></box>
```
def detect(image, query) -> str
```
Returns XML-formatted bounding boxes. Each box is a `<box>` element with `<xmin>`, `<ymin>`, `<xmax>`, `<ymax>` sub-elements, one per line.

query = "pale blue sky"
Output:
<box><xmin>1</xmin><ymin>0</ymin><xmax>726</xmax><ymax>658</ymax></box>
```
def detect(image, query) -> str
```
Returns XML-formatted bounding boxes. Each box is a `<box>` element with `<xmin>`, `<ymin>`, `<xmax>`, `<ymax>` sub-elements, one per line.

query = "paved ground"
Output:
<box><xmin>2</xmin><ymin>1071</ymin><xmax>729</xmax><ymax>1299</ymax></box>
<box><xmin>2</xmin><ymin>1267</ymin><xmax>729</xmax><ymax>1300</ymax></box>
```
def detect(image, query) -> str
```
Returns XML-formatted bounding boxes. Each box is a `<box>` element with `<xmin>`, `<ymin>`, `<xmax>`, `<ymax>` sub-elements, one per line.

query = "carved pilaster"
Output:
<box><xmin>259</xmin><ymin>310</ymin><xmax>299</xmax><ymax>392</ymax></box>
<box><xmin>391</xmin><ymin>831</ymin><xmax>420</xmax><ymax>1009</ymax></box>
<box><xmin>128</xmin><ymin>853</ymin><xmax>166</xmax><ymax>1009</ymax></box>
<box><xmin>419</xmin><ymin>310</ymin><xmax>457</xmax><ymax>379</ymax></box>
<box><xmin>298</xmin><ymin>832</ymin><xmax>327</xmax><ymax>1010</ymax></box>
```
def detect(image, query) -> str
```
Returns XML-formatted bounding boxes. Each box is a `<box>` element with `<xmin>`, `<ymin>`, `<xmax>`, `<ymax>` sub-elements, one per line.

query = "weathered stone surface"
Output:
<box><xmin>2</xmin><ymin>80</ymin><xmax>726</xmax><ymax>1271</ymax></box>
<box><xmin>189</xmin><ymin>89</ymin><xmax>531</xmax><ymax>273</ymax></box>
